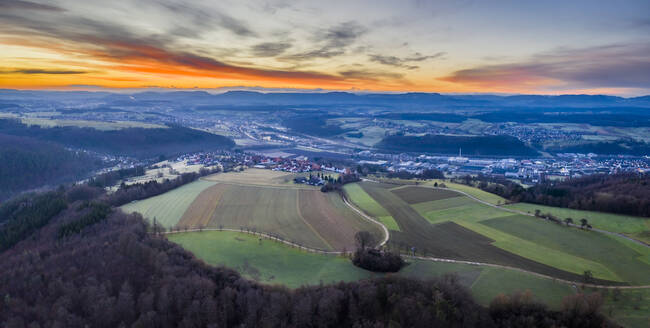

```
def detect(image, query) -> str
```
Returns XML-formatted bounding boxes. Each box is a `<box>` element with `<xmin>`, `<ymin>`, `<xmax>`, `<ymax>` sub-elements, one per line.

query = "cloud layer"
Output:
<box><xmin>0</xmin><ymin>0</ymin><xmax>648</xmax><ymax>94</ymax></box>
<box><xmin>441</xmin><ymin>44</ymin><xmax>650</xmax><ymax>91</ymax></box>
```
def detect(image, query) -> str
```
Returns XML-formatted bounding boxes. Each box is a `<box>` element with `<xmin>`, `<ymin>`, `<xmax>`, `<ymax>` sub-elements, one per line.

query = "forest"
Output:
<box><xmin>377</xmin><ymin>134</ymin><xmax>539</xmax><ymax>157</ymax></box>
<box><xmin>0</xmin><ymin>134</ymin><xmax>102</xmax><ymax>202</ymax></box>
<box><xmin>0</xmin><ymin>184</ymin><xmax>611</xmax><ymax>327</ymax></box>
<box><xmin>457</xmin><ymin>173</ymin><xmax>650</xmax><ymax>217</ymax></box>
<box><xmin>0</xmin><ymin>119</ymin><xmax>235</xmax><ymax>158</ymax></box>
<box><xmin>282</xmin><ymin>115</ymin><xmax>352</xmax><ymax>137</ymax></box>
<box><xmin>547</xmin><ymin>139</ymin><xmax>650</xmax><ymax>156</ymax></box>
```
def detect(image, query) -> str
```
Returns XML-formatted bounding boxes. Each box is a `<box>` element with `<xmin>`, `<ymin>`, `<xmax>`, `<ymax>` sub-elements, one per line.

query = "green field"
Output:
<box><xmin>169</xmin><ymin>230</ymin><xmax>646</xmax><ymax>327</ymax></box>
<box><xmin>343</xmin><ymin>183</ymin><xmax>400</xmax><ymax>231</ymax></box>
<box><xmin>470</xmin><ymin>267</ymin><xmax>575</xmax><ymax>309</ymax></box>
<box><xmin>120</xmin><ymin>179</ymin><xmax>216</xmax><ymax>228</ymax></box>
<box><xmin>168</xmin><ymin>231</ymin><xmax>375</xmax><ymax>288</ymax></box>
<box><xmin>595</xmin><ymin>287</ymin><xmax>650</xmax><ymax>328</ymax></box>
<box><xmin>505</xmin><ymin>202</ymin><xmax>650</xmax><ymax>243</ymax></box>
<box><xmin>482</xmin><ymin>215</ymin><xmax>650</xmax><ymax>284</ymax></box>
<box><xmin>350</xmin><ymin>181</ymin><xmax>650</xmax><ymax>284</ymax></box>
<box><xmin>168</xmin><ymin>230</ymin><xmax>574</xmax><ymax>306</ymax></box>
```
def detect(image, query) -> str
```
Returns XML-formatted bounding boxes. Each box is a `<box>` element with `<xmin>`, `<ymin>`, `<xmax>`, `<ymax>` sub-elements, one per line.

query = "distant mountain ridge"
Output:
<box><xmin>1</xmin><ymin>89</ymin><xmax>649</xmax><ymax>110</ymax></box>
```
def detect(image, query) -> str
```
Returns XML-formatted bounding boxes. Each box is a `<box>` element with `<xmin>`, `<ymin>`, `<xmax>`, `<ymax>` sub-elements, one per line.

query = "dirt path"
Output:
<box><xmin>160</xmin><ymin>228</ymin><xmax>650</xmax><ymax>289</ymax></box>
<box><xmin>158</xmin><ymin>179</ymin><xmax>649</xmax><ymax>288</ymax></box>
<box><xmin>341</xmin><ymin>194</ymin><xmax>389</xmax><ymax>247</ymax></box>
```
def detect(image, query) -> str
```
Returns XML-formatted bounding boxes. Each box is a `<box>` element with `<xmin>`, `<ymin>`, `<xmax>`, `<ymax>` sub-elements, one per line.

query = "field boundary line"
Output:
<box><xmin>362</xmin><ymin>178</ymin><xmax>649</xmax><ymax>248</ymax></box>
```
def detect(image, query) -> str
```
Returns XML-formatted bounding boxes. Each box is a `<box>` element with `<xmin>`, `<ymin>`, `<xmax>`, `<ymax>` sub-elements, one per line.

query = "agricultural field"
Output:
<box><xmin>391</xmin><ymin>186</ymin><xmax>459</xmax><ymax>204</ymax></box>
<box><xmin>425</xmin><ymin>180</ymin><xmax>508</xmax><ymax>205</ymax></box>
<box><xmin>168</xmin><ymin>231</ymin><xmax>375</xmax><ymax>288</ymax></box>
<box><xmin>349</xmin><ymin>181</ymin><xmax>650</xmax><ymax>285</ymax></box>
<box><xmin>20</xmin><ymin>117</ymin><xmax>166</xmax><ymax>130</ymax></box>
<box><xmin>170</xmin><ymin>229</ymin><xmax>649</xmax><ymax>328</ymax></box>
<box><xmin>371</xmin><ymin>176</ymin><xmax>507</xmax><ymax>205</ymax></box>
<box><xmin>343</xmin><ymin>183</ymin><xmax>400</xmax><ymax>231</ymax></box>
<box><xmin>168</xmin><ymin>230</ymin><xmax>574</xmax><ymax>303</ymax></box>
<box><xmin>482</xmin><ymin>215</ymin><xmax>650</xmax><ymax>284</ymax></box>
<box><xmin>122</xmin><ymin>169</ymin><xmax>382</xmax><ymax>251</ymax></box>
<box><xmin>203</xmin><ymin>168</ymin><xmax>316</xmax><ymax>188</ymax></box>
<box><xmin>120</xmin><ymin>179</ymin><xmax>216</xmax><ymax>228</ymax></box>
<box><xmin>505</xmin><ymin>202</ymin><xmax>650</xmax><ymax>244</ymax></box>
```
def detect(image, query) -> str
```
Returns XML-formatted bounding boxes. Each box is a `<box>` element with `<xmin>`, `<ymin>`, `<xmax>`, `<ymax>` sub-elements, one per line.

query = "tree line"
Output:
<box><xmin>104</xmin><ymin>167</ymin><xmax>220</xmax><ymax>206</ymax></box>
<box><xmin>455</xmin><ymin>172</ymin><xmax>650</xmax><ymax>217</ymax></box>
<box><xmin>320</xmin><ymin>173</ymin><xmax>361</xmax><ymax>192</ymax></box>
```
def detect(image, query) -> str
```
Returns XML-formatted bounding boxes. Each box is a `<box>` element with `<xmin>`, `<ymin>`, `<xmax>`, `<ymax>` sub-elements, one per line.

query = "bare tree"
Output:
<box><xmin>354</xmin><ymin>231</ymin><xmax>376</xmax><ymax>250</ymax></box>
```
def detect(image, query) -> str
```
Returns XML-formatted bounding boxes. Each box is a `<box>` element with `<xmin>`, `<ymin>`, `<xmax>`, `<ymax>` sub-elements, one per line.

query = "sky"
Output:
<box><xmin>0</xmin><ymin>0</ymin><xmax>649</xmax><ymax>96</ymax></box>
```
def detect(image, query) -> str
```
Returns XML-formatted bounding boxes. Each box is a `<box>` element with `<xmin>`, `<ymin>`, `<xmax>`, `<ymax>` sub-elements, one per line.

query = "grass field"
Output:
<box><xmin>169</xmin><ymin>230</ymin><xmax>645</xmax><ymax>327</ymax></box>
<box><xmin>482</xmin><ymin>215</ymin><xmax>650</xmax><ymax>285</ymax></box>
<box><xmin>120</xmin><ymin>179</ymin><xmax>216</xmax><ymax>228</ymax></box>
<box><xmin>356</xmin><ymin>182</ymin><xmax>594</xmax><ymax>282</ymax></box>
<box><xmin>595</xmin><ymin>287</ymin><xmax>650</xmax><ymax>328</ymax></box>
<box><xmin>505</xmin><ymin>202</ymin><xmax>650</xmax><ymax>243</ymax></box>
<box><xmin>168</xmin><ymin>231</ymin><xmax>375</xmax><ymax>288</ymax></box>
<box><xmin>168</xmin><ymin>230</ymin><xmax>573</xmax><ymax>305</ymax></box>
<box><xmin>470</xmin><ymin>267</ymin><xmax>577</xmax><ymax>309</ymax></box>
<box><xmin>20</xmin><ymin>117</ymin><xmax>166</xmax><ymax>130</ymax></box>
<box><xmin>353</xmin><ymin>181</ymin><xmax>648</xmax><ymax>284</ymax></box>
<box><xmin>343</xmin><ymin>183</ymin><xmax>400</xmax><ymax>231</ymax></box>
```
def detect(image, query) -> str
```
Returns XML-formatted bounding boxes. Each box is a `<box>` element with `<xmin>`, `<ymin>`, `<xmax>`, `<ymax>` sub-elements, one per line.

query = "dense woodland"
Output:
<box><xmin>386</xmin><ymin>169</ymin><xmax>445</xmax><ymax>180</ymax></box>
<box><xmin>0</xmin><ymin>134</ymin><xmax>102</xmax><ymax>202</ymax></box>
<box><xmin>377</xmin><ymin>134</ymin><xmax>539</xmax><ymax>157</ymax></box>
<box><xmin>283</xmin><ymin>115</ymin><xmax>351</xmax><ymax>137</ymax></box>
<box><xmin>457</xmin><ymin>173</ymin><xmax>650</xmax><ymax>217</ymax></box>
<box><xmin>0</xmin><ymin>119</ymin><xmax>235</xmax><ymax>159</ymax></box>
<box><xmin>0</xmin><ymin>184</ymin><xmax>611</xmax><ymax>327</ymax></box>
<box><xmin>546</xmin><ymin>139</ymin><xmax>650</xmax><ymax>156</ymax></box>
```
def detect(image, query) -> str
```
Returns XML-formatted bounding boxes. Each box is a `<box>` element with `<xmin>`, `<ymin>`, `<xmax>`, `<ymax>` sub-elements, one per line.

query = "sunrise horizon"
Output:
<box><xmin>1</xmin><ymin>0</ymin><xmax>648</xmax><ymax>96</ymax></box>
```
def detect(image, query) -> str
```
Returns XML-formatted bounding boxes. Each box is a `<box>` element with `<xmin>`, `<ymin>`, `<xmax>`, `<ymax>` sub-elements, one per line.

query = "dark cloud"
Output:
<box><xmin>369</xmin><ymin>52</ymin><xmax>446</xmax><ymax>69</ymax></box>
<box><xmin>1</xmin><ymin>0</ymin><xmax>63</xmax><ymax>11</ymax></box>
<box><xmin>2</xmin><ymin>68</ymin><xmax>88</xmax><ymax>74</ymax></box>
<box><xmin>155</xmin><ymin>0</ymin><xmax>256</xmax><ymax>37</ymax></box>
<box><xmin>281</xmin><ymin>21</ymin><xmax>367</xmax><ymax>61</ymax></box>
<box><xmin>251</xmin><ymin>42</ymin><xmax>292</xmax><ymax>57</ymax></box>
<box><xmin>339</xmin><ymin>69</ymin><xmax>403</xmax><ymax>81</ymax></box>
<box><xmin>441</xmin><ymin>43</ymin><xmax>650</xmax><ymax>89</ymax></box>
<box><xmin>0</xmin><ymin>10</ymin><xmax>342</xmax><ymax>83</ymax></box>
